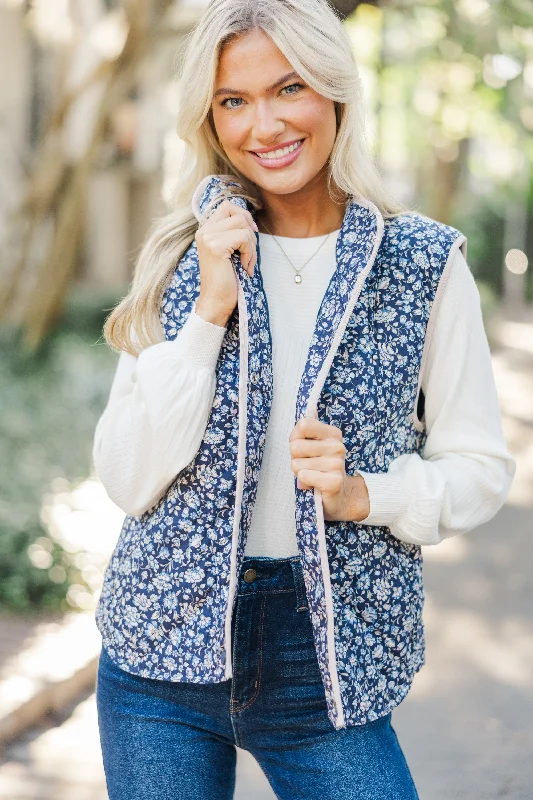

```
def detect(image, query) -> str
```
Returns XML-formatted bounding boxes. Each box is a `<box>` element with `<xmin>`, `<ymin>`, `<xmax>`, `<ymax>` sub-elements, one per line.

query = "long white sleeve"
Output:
<box><xmin>93</xmin><ymin>308</ymin><xmax>226</xmax><ymax>516</ymax></box>
<box><xmin>94</xmin><ymin>239</ymin><xmax>515</xmax><ymax>551</ymax></box>
<box><xmin>356</xmin><ymin>249</ymin><xmax>515</xmax><ymax>546</ymax></box>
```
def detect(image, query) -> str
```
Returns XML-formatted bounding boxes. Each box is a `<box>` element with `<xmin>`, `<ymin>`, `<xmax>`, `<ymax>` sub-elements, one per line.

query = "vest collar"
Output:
<box><xmin>192</xmin><ymin>174</ymin><xmax>385</xmax><ymax>417</ymax></box>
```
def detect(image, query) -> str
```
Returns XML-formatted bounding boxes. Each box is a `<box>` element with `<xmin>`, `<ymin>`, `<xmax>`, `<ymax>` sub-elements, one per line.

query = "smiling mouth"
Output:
<box><xmin>252</xmin><ymin>139</ymin><xmax>304</xmax><ymax>160</ymax></box>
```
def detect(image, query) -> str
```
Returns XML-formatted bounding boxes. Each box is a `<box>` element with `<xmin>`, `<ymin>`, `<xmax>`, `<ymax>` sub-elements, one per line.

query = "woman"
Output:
<box><xmin>93</xmin><ymin>1</ymin><xmax>515</xmax><ymax>798</ymax></box>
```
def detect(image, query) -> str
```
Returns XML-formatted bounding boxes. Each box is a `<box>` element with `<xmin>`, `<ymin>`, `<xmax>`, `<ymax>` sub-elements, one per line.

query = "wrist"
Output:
<box><xmin>346</xmin><ymin>474</ymin><xmax>370</xmax><ymax>522</ymax></box>
<box><xmin>195</xmin><ymin>298</ymin><xmax>231</xmax><ymax>328</ymax></box>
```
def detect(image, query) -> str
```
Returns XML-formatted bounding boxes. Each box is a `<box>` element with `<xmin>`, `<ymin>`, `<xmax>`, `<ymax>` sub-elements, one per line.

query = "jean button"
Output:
<box><xmin>243</xmin><ymin>568</ymin><xmax>257</xmax><ymax>584</ymax></box>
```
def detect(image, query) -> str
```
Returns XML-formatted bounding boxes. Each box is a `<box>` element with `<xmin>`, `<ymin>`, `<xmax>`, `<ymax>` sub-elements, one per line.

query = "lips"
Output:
<box><xmin>253</xmin><ymin>139</ymin><xmax>303</xmax><ymax>160</ymax></box>
<box><xmin>248</xmin><ymin>139</ymin><xmax>305</xmax><ymax>169</ymax></box>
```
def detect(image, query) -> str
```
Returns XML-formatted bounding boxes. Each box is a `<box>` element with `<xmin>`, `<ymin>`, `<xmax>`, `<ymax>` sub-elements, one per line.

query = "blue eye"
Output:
<box><xmin>220</xmin><ymin>97</ymin><xmax>244</xmax><ymax>109</ymax></box>
<box><xmin>281</xmin><ymin>83</ymin><xmax>305</xmax><ymax>96</ymax></box>
<box><xmin>219</xmin><ymin>82</ymin><xmax>305</xmax><ymax>109</ymax></box>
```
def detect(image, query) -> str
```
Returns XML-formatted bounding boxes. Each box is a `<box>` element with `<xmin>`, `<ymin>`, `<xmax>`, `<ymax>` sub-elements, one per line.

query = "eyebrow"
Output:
<box><xmin>214</xmin><ymin>71</ymin><xmax>301</xmax><ymax>98</ymax></box>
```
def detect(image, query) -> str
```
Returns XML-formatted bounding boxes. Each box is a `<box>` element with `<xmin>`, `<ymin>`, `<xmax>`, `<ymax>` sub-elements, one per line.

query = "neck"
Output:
<box><xmin>257</xmin><ymin>169</ymin><xmax>347</xmax><ymax>238</ymax></box>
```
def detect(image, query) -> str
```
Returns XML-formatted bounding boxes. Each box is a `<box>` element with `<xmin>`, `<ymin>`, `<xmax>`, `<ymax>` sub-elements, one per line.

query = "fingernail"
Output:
<box><xmin>252</xmin><ymin>221</ymin><xmax>259</xmax><ymax>232</ymax></box>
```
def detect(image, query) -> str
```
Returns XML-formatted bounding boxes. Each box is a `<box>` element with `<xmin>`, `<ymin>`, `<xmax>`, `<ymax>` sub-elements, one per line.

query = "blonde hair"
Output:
<box><xmin>104</xmin><ymin>0</ymin><xmax>407</xmax><ymax>355</ymax></box>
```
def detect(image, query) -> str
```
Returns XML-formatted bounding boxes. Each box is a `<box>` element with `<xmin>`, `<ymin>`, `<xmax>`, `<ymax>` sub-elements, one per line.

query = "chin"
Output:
<box><xmin>247</xmin><ymin>169</ymin><xmax>316</xmax><ymax>197</ymax></box>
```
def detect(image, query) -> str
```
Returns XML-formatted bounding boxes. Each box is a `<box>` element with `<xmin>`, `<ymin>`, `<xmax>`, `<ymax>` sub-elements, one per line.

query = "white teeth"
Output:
<box><xmin>256</xmin><ymin>140</ymin><xmax>302</xmax><ymax>160</ymax></box>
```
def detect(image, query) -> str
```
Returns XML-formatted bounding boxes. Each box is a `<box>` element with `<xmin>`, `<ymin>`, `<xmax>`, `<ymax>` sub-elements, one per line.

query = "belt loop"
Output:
<box><xmin>290</xmin><ymin>558</ymin><xmax>308</xmax><ymax>612</ymax></box>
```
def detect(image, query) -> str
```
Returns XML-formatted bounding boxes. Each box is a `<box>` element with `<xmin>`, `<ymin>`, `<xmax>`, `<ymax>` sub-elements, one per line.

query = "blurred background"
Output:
<box><xmin>0</xmin><ymin>0</ymin><xmax>531</xmax><ymax>797</ymax></box>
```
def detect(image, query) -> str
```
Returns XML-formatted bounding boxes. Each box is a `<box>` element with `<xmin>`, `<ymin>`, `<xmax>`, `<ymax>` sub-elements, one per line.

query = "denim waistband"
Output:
<box><xmin>238</xmin><ymin>556</ymin><xmax>308</xmax><ymax>611</ymax></box>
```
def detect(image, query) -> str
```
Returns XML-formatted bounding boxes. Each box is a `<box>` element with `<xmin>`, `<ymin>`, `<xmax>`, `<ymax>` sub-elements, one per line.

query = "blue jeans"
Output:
<box><xmin>96</xmin><ymin>556</ymin><xmax>419</xmax><ymax>799</ymax></box>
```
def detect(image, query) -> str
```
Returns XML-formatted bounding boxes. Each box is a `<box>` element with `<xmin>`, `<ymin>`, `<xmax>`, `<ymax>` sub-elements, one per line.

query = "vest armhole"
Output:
<box><xmin>415</xmin><ymin>387</ymin><xmax>425</xmax><ymax>429</ymax></box>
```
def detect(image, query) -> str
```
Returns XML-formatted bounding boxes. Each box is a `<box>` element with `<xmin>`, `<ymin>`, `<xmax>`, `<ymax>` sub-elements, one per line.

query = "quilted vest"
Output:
<box><xmin>95</xmin><ymin>174</ymin><xmax>467</xmax><ymax>729</ymax></box>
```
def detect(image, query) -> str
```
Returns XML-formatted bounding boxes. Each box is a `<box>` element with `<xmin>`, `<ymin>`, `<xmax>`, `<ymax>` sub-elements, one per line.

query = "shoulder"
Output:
<box><xmin>383</xmin><ymin>211</ymin><xmax>464</xmax><ymax>251</ymax></box>
<box><xmin>434</xmin><ymin>245</ymin><xmax>480</xmax><ymax>316</ymax></box>
<box><xmin>380</xmin><ymin>212</ymin><xmax>467</xmax><ymax>292</ymax></box>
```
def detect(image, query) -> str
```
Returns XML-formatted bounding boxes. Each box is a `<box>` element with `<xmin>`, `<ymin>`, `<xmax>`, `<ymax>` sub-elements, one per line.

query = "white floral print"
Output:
<box><xmin>95</xmin><ymin>176</ymin><xmax>464</xmax><ymax>729</ymax></box>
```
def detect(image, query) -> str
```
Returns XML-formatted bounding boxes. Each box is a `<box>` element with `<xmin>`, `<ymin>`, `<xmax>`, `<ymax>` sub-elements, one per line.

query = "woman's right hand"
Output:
<box><xmin>194</xmin><ymin>199</ymin><xmax>258</xmax><ymax>327</ymax></box>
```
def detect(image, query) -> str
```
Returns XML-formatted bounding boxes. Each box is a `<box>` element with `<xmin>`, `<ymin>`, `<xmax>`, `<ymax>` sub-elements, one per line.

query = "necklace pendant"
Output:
<box><xmin>294</xmin><ymin>274</ymin><xmax>302</xmax><ymax>284</ymax></box>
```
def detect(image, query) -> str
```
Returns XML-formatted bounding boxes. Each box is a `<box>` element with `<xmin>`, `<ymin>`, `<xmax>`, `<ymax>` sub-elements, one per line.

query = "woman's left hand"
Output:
<box><xmin>289</xmin><ymin>417</ymin><xmax>370</xmax><ymax>523</ymax></box>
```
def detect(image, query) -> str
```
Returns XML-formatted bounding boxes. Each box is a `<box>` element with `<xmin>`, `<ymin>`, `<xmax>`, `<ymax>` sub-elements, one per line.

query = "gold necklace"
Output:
<box><xmin>260</xmin><ymin>220</ymin><xmax>333</xmax><ymax>284</ymax></box>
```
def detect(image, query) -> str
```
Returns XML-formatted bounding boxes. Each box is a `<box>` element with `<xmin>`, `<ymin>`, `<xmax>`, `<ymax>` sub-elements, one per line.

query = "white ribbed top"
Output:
<box><xmin>245</xmin><ymin>230</ymin><xmax>340</xmax><ymax>556</ymax></box>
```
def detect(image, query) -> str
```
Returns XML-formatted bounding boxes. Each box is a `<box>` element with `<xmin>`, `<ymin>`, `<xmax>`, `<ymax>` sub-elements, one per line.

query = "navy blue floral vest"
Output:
<box><xmin>95</xmin><ymin>175</ymin><xmax>467</xmax><ymax>729</ymax></box>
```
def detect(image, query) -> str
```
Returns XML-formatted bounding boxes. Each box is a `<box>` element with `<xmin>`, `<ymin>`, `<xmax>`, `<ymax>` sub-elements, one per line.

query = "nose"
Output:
<box><xmin>250</xmin><ymin>99</ymin><xmax>285</xmax><ymax>145</ymax></box>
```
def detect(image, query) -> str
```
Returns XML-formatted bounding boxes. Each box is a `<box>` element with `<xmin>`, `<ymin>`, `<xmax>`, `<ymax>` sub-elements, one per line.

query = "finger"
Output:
<box><xmin>198</xmin><ymin>218</ymin><xmax>258</xmax><ymax>267</ymax></box>
<box><xmin>217</xmin><ymin>200</ymin><xmax>258</xmax><ymax>231</ymax></box>
<box><xmin>205</xmin><ymin>229</ymin><xmax>255</xmax><ymax>260</ymax></box>
<box><xmin>289</xmin><ymin>417</ymin><xmax>343</xmax><ymax>442</ymax></box>
<box><xmin>207</xmin><ymin>230</ymin><xmax>257</xmax><ymax>273</ymax></box>
<box><xmin>225</xmin><ymin>229</ymin><xmax>257</xmax><ymax>271</ymax></box>
<box><xmin>291</xmin><ymin>456</ymin><xmax>344</xmax><ymax>476</ymax></box>
<box><xmin>201</xmin><ymin>200</ymin><xmax>253</xmax><ymax>230</ymax></box>
<box><xmin>211</xmin><ymin>214</ymin><xmax>258</xmax><ymax>235</ymax></box>
<box><xmin>219</xmin><ymin>223</ymin><xmax>257</xmax><ymax>275</ymax></box>
<box><xmin>202</xmin><ymin>201</ymin><xmax>231</xmax><ymax>224</ymax></box>
<box><xmin>289</xmin><ymin>437</ymin><xmax>346</xmax><ymax>459</ymax></box>
<box><xmin>296</xmin><ymin>469</ymin><xmax>344</xmax><ymax>494</ymax></box>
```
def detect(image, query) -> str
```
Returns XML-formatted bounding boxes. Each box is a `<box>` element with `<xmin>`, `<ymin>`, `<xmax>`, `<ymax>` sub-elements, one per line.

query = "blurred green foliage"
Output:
<box><xmin>0</xmin><ymin>296</ymin><xmax>117</xmax><ymax>611</ymax></box>
<box><xmin>349</xmin><ymin>1</ymin><xmax>533</xmax><ymax>298</ymax></box>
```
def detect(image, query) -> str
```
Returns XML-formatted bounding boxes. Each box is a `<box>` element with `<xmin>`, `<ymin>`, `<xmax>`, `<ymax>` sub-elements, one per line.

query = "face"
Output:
<box><xmin>210</xmin><ymin>28</ymin><xmax>338</xmax><ymax>199</ymax></box>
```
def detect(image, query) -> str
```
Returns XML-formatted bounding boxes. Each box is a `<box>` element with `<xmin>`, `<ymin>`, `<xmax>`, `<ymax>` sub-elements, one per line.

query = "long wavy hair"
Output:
<box><xmin>104</xmin><ymin>0</ymin><xmax>407</xmax><ymax>355</ymax></box>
